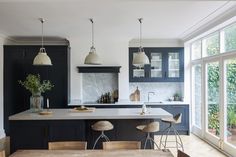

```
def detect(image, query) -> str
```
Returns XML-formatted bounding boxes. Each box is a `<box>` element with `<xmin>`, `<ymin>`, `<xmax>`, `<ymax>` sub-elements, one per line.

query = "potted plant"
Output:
<box><xmin>208</xmin><ymin>111</ymin><xmax>220</xmax><ymax>135</ymax></box>
<box><xmin>19</xmin><ymin>74</ymin><xmax>54</xmax><ymax>112</ymax></box>
<box><xmin>173</xmin><ymin>93</ymin><xmax>180</xmax><ymax>101</ymax></box>
<box><xmin>227</xmin><ymin>106</ymin><xmax>236</xmax><ymax>140</ymax></box>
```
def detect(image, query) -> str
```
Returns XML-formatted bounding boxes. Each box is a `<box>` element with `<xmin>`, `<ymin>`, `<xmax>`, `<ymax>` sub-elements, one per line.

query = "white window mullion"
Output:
<box><xmin>203</xmin><ymin>61</ymin><xmax>207</xmax><ymax>138</ymax></box>
<box><xmin>219</xmin><ymin>57</ymin><xmax>225</xmax><ymax>149</ymax></box>
<box><xmin>201</xmin><ymin>61</ymin><xmax>205</xmax><ymax>138</ymax></box>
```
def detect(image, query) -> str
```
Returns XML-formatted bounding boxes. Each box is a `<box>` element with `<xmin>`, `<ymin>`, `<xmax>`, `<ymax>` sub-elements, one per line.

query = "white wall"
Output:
<box><xmin>0</xmin><ymin>35</ymin><xmax>5</xmax><ymax>138</ymax></box>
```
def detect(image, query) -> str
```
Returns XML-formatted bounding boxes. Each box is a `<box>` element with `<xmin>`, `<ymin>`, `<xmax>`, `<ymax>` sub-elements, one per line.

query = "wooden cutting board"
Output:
<box><xmin>39</xmin><ymin>110</ymin><xmax>53</xmax><ymax>115</ymax></box>
<box><xmin>70</xmin><ymin>107</ymin><xmax>96</xmax><ymax>113</ymax></box>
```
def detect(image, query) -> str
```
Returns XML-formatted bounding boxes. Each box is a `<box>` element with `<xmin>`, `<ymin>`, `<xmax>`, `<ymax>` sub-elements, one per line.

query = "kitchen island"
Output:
<box><xmin>9</xmin><ymin>108</ymin><xmax>172</xmax><ymax>153</ymax></box>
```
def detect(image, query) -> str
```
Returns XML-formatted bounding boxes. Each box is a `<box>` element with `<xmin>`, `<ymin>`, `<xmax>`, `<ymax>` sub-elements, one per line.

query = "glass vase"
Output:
<box><xmin>30</xmin><ymin>93</ymin><xmax>44</xmax><ymax>112</ymax></box>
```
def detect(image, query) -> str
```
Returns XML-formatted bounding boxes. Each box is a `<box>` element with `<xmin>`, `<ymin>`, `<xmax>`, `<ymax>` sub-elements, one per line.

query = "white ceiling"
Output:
<box><xmin>0</xmin><ymin>0</ymin><xmax>235</xmax><ymax>41</ymax></box>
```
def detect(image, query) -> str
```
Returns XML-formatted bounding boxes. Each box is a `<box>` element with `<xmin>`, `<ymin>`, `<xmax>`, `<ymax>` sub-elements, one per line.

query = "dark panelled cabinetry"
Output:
<box><xmin>10</xmin><ymin>120</ymin><xmax>85</xmax><ymax>153</ymax></box>
<box><xmin>10</xmin><ymin>119</ymin><xmax>152</xmax><ymax>153</ymax></box>
<box><xmin>129</xmin><ymin>47</ymin><xmax>184</xmax><ymax>82</ymax></box>
<box><xmin>4</xmin><ymin>45</ymin><xmax>70</xmax><ymax>135</ymax></box>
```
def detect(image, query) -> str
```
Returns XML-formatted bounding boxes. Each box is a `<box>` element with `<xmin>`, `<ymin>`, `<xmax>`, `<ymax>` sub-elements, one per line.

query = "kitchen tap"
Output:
<box><xmin>148</xmin><ymin>92</ymin><xmax>155</xmax><ymax>102</ymax></box>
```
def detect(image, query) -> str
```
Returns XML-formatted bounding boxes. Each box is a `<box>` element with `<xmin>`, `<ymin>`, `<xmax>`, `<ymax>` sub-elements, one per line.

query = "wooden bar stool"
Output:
<box><xmin>103</xmin><ymin>141</ymin><xmax>141</xmax><ymax>150</ymax></box>
<box><xmin>136</xmin><ymin>121</ymin><xmax>160</xmax><ymax>149</ymax></box>
<box><xmin>48</xmin><ymin>141</ymin><xmax>87</xmax><ymax>150</ymax></box>
<box><xmin>159</xmin><ymin>113</ymin><xmax>184</xmax><ymax>151</ymax></box>
<box><xmin>91</xmin><ymin>120</ymin><xmax>114</xmax><ymax>149</ymax></box>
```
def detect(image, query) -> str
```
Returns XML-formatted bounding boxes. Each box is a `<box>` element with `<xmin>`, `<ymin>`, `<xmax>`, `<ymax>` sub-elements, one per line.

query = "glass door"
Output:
<box><xmin>150</xmin><ymin>52</ymin><xmax>162</xmax><ymax>78</ymax></box>
<box><xmin>202</xmin><ymin>58</ymin><xmax>236</xmax><ymax>156</ymax></box>
<box><xmin>223</xmin><ymin>58</ymin><xmax>236</xmax><ymax>156</ymax></box>
<box><xmin>168</xmin><ymin>52</ymin><xmax>180</xmax><ymax>78</ymax></box>
<box><xmin>205</xmin><ymin>61</ymin><xmax>221</xmax><ymax>145</ymax></box>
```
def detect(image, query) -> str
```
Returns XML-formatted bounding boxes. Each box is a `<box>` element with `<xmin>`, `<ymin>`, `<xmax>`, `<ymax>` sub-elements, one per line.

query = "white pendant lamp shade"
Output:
<box><xmin>84</xmin><ymin>18</ymin><xmax>101</xmax><ymax>65</ymax></box>
<box><xmin>132</xmin><ymin>18</ymin><xmax>150</xmax><ymax>67</ymax></box>
<box><xmin>33</xmin><ymin>18</ymin><xmax>52</xmax><ymax>66</ymax></box>
<box><xmin>133</xmin><ymin>48</ymin><xmax>149</xmax><ymax>67</ymax></box>
<box><xmin>33</xmin><ymin>48</ymin><xmax>52</xmax><ymax>65</ymax></box>
<box><xmin>84</xmin><ymin>46</ymin><xmax>101</xmax><ymax>64</ymax></box>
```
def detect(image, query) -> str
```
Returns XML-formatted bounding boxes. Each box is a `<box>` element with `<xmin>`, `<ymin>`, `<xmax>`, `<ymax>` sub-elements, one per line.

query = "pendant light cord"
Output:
<box><xmin>39</xmin><ymin>18</ymin><xmax>45</xmax><ymax>49</ymax></box>
<box><xmin>90</xmin><ymin>18</ymin><xmax>94</xmax><ymax>48</ymax></box>
<box><xmin>138</xmin><ymin>18</ymin><xmax>143</xmax><ymax>51</ymax></box>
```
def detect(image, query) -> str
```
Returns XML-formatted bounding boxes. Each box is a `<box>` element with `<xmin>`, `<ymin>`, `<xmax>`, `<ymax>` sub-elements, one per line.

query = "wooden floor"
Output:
<box><xmin>154</xmin><ymin>134</ymin><xmax>228</xmax><ymax>157</ymax></box>
<box><xmin>0</xmin><ymin>135</ymin><xmax>229</xmax><ymax>157</ymax></box>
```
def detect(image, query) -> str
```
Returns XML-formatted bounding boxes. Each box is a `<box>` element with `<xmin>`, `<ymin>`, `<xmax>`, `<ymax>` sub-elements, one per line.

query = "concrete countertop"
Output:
<box><xmin>9</xmin><ymin>108</ymin><xmax>172</xmax><ymax>121</ymax></box>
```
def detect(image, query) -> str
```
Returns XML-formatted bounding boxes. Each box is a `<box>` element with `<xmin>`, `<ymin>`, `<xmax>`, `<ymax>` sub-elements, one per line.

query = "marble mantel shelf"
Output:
<box><xmin>9</xmin><ymin>108</ymin><xmax>172</xmax><ymax>121</ymax></box>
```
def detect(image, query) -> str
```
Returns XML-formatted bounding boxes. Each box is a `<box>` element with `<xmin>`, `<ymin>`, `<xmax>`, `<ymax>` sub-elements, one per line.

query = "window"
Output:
<box><xmin>223</xmin><ymin>24</ymin><xmax>236</xmax><ymax>52</ymax></box>
<box><xmin>202</xmin><ymin>33</ymin><xmax>220</xmax><ymax>57</ymax></box>
<box><xmin>189</xmin><ymin>19</ymin><xmax>236</xmax><ymax>157</ymax></box>
<box><xmin>191</xmin><ymin>40</ymin><xmax>201</xmax><ymax>60</ymax></box>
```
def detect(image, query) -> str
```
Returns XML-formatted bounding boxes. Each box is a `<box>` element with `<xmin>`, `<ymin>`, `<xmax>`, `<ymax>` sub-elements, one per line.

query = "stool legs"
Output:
<box><xmin>159</xmin><ymin>123</ymin><xmax>184</xmax><ymax>151</ymax></box>
<box><xmin>93</xmin><ymin>131</ymin><xmax>110</xmax><ymax>149</ymax></box>
<box><xmin>143</xmin><ymin>132</ymin><xmax>160</xmax><ymax>149</ymax></box>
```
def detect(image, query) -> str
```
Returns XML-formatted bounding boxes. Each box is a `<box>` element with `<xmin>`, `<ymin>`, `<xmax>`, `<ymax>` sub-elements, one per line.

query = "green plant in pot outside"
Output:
<box><xmin>228</xmin><ymin>106</ymin><xmax>236</xmax><ymax>129</ymax></box>
<box><xmin>208</xmin><ymin>103</ymin><xmax>220</xmax><ymax>135</ymax></box>
<box><xmin>19</xmin><ymin>74</ymin><xmax>54</xmax><ymax>112</ymax></box>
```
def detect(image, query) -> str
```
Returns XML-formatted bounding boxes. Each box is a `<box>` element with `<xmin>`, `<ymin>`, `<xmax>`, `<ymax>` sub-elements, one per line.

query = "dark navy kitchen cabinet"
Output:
<box><xmin>129</xmin><ymin>47</ymin><xmax>184</xmax><ymax>82</ymax></box>
<box><xmin>4</xmin><ymin>45</ymin><xmax>70</xmax><ymax>135</ymax></box>
<box><xmin>10</xmin><ymin>121</ymin><xmax>49</xmax><ymax>152</ymax></box>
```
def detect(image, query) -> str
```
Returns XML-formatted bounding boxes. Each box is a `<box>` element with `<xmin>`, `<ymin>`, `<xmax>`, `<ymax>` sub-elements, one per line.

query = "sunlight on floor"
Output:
<box><xmin>155</xmin><ymin>134</ymin><xmax>227</xmax><ymax>157</ymax></box>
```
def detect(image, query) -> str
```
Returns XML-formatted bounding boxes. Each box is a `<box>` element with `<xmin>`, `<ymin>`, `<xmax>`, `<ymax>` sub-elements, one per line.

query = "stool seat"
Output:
<box><xmin>92</xmin><ymin>121</ymin><xmax>114</xmax><ymax>131</ymax></box>
<box><xmin>161</xmin><ymin>117</ymin><xmax>178</xmax><ymax>123</ymax></box>
<box><xmin>136</xmin><ymin>122</ymin><xmax>159</xmax><ymax>133</ymax></box>
<box><xmin>161</xmin><ymin>113</ymin><xmax>182</xmax><ymax>124</ymax></box>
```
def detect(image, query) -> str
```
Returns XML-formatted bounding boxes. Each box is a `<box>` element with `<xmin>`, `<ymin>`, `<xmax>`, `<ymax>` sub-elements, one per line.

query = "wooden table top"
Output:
<box><xmin>10</xmin><ymin>149</ymin><xmax>174</xmax><ymax>157</ymax></box>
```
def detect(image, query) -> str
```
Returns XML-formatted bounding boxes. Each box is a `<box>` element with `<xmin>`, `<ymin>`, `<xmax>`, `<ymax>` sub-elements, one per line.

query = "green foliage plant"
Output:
<box><xmin>227</xmin><ymin>105</ymin><xmax>236</xmax><ymax>129</ymax></box>
<box><xmin>208</xmin><ymin>103</ymin><xmax>220</xmax><ymax>135</ymax></box>
<box><xmin>19</xmin><ymin>74</ymin><xmax>54</xmax><ymax>95</ymax></box>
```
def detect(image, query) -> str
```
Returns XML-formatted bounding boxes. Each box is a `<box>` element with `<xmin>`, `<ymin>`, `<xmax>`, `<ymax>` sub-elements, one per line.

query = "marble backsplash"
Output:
<box><xmin>129</xmin><ymin>82</ymin><xmax>184</xmax><ymax>102</ymax></box>
<box><xmin>82</xmin><ymin>73</ymin><xmax>118</xmax><ymax>103</ymax></box>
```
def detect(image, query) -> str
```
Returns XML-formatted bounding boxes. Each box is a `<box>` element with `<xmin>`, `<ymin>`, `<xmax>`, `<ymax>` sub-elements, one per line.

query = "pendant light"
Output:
<box><xmin>33</xmin><ymin>18</ymin><xmax>52</xmax><ymax>66</ymax></box>
<box><xmin>84</xmin><ymin>18</ymin><xmax>101</xmax><ymax>65</ymax></box>
<box><xmin>132</xmin><ymin>18</ymin><xmax>150</xmax><ymax>67</ymax></box>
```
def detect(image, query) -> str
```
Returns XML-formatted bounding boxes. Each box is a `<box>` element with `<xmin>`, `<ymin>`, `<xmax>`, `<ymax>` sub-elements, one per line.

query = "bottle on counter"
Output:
<box><xmin>134</xmin><ymin>86</ymin><xmax>140</xmax><ymax>101</ymax></box>
<box><xmin>107</xmin><ymin>92</ymin><xmax>111</xmax><ymax>103</ymax></box>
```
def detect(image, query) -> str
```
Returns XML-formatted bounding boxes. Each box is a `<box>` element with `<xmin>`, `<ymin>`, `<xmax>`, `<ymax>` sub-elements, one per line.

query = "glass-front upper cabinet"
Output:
<box><xmin>129</xmin><ymin>47</ymin><xmax>184</xmax><ymax>82</ymax></box>
<box><xmin>168</xmin><ymin>52</ymin><xmax>180</xmax><ymax>78</ymax></box>
<box><xmin>150</xmin><ymin>52</ymin><xmax>162</xmax><ymax>78</ymax></box>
